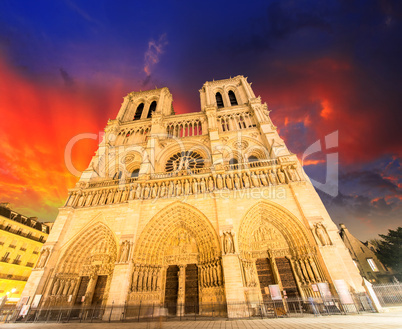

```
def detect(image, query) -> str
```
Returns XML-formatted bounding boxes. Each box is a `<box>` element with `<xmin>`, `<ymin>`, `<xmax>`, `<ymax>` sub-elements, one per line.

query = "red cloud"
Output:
<box><xmin>0</xmin><ymin>56</ymin><xmax>125</xmax><ymax>221</ymax></box>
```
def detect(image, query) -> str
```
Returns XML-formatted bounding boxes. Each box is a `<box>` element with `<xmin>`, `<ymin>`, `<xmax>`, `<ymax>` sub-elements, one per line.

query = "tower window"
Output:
<box><xmin>131</xmin><ymin>169</ymin><xmax>140</xmax><ymax>178</ymax></box>
<box><xmin>216</xmin><ymin>93</ymin><xmax>224</xmax><ymax>108</ymax></box>
<box><xmin>229</xmin><ymin>158</ymin><xmax>238</xmax><ymax>165</ymax></box>
<box><xmin>248</xmin><ymin>156</ymin><xmax>259</xmax><ymax>163</ymax></box>
<box><xmin>147</xmin><ymin>101</ymin><xmax>157</xmax><ymax>118</ymax></box>
<box><xmin>133</xmin><ymin>103</ymin><xmax>144</xmax><ymax>121</ymax></box>
<box><xmin>228</xmin><ymin>91</ymin><xmax>238</xmax><ymax>106</ymax></box>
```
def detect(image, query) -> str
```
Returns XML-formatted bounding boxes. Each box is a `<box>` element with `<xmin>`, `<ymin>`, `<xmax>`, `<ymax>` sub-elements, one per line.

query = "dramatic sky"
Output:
<box><xmin>0</xmin><ymin>0</ymin><xmax>401</xmax><ymax>241</ymax></box>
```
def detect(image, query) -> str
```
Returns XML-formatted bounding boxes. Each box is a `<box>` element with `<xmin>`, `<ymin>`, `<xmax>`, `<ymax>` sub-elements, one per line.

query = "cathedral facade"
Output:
<box><xmin>21</xmin><ymin>76</ymin><xmax>363</xmax><ymax>317</ymax></box>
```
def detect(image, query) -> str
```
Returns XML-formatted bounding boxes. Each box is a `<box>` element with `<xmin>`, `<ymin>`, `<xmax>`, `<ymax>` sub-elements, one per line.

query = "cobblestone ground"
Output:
<box><xmin>2</xmin><ymin>312</ymin><xmax>402</xmax><ymax>329</ymax></box>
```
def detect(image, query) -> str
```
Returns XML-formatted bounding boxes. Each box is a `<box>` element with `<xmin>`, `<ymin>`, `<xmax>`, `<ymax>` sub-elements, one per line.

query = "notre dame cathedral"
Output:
<box><xmin>21</xmin><ymin>76</ymin><xmax>364</xmax><ymax>318</ymax></box>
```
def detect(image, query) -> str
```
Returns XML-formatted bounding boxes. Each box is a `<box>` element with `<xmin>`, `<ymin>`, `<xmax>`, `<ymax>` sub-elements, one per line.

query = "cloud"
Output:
<box><xmin>144</xmin><ymin>33</ymin><xmax>168</xmax><ymax>76</ymax></box>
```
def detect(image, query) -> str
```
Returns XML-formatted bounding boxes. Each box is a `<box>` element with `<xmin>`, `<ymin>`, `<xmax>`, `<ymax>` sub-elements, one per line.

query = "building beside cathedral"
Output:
<box><xmin>339</xmin><ymin>224</ymin><xmax>394</xmax><ymax>284</ymax></box>
<box><xmin>20</xmin><ymin>76</ymin><xmax>364</xmax><ymax>318</ymax></box>
<box><xmin>0</xmin><ymin>203</ymin><xmax>50</xmax><ymax>304</ymax></box>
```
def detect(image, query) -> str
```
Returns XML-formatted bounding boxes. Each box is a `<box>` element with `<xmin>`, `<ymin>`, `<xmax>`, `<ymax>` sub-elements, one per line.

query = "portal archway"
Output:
<box><xmin>130</xmin><ymin>202</ymin><xmax>225</xmax><ymax>315</ymax></box>
<box><xmin>46</xmin><ymin>222</ymin><xmax>117</xmax><ymax>307</ymax></box>
<box><xmin>238</xmin><ymin>202</ymin><xmax>326</xmax><ymax>299</ymax></box>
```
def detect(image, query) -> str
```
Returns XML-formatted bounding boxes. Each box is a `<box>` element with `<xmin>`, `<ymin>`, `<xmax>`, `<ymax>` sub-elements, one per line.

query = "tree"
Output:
<box><xmin>375</xmin><ymin>227</ymin><xmax>402</xmax><ymax>280</ymax></box>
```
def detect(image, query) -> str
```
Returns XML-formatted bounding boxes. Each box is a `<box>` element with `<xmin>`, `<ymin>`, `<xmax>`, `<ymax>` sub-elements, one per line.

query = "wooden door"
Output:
<box><xmin>74</xmin><ymin>276</ymin><xmax>89</xmax><ymax>305</ymax></box>
<box><xmin>164</xmin><ymin>265</ymin><xmax>179</xmax><ymax>315</ymax></box>
<box><xmin>276</xmin><ymin>258</ymin><xmax>298</xmax><ymax>298</ymax></box>
<box><xmin>92</xmin><ymin>275</ymin><xmax>108</xmax><ymax>305</ymax></box>
<box><xmin>256</xmin><ymin>258</ymin><xmax>275</xmax><ymax>302</ymax></box>
<box><xmin>184</xmin><ymin>264</ymin><xmax>199</xmax><ymax>314</ymax></box>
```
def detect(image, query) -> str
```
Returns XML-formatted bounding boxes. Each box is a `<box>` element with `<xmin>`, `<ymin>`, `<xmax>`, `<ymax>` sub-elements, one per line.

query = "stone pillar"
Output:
<box><xmin>177</xmin><ymin>265</ymin><xmax>186</xmax><ymax>316</ymax></box>
<box><xmin>221</xmin><ymin>254</ymin><xmax>247</xmax><ymax>318</ymax></box>
<box><xmin>106</xmin><ymin>262</ymin><xmax>133</xmax><ymax>320</ymax></box>
<box><xmin>268</xmin><ymin>254</ymin><xmax>283</xmax><ymax>290</ymax></box>
<box><xmin>84</xmin><ymin>274</ymin><xmax>98</xmax><ymax>306</ymax></box>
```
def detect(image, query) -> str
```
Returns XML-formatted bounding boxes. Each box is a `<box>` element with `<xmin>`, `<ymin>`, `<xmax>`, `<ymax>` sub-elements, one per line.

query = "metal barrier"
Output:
<box><xmin>0</xmin><ymin>294</ymin><xmax>377</xmax><ymax>323</ymax></box>
<box><xmin>373</xmin><ymin>283</ymin><xmax>402</xmax><ymax>306</ymax></box>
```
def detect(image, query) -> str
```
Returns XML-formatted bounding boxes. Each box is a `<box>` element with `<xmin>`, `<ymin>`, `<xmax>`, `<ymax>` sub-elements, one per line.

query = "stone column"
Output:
<box><xmin>288</xmin><ymin>257</ymin><xmax>305</xmax><ymax>299</ymax></box>
<box><xmin>221</xmin><ymin>254</ymin><xmax>247</xmax><ymax>318</ymax></box>
<box><xmin>177</xmin><ymin>265</ymin><xmax>186</xmax><ymax>316</ymax></box>
<box><xmin>84</xmin><ymin>274</ymin><xmax>98</xmax><ymax>306</ymax></box>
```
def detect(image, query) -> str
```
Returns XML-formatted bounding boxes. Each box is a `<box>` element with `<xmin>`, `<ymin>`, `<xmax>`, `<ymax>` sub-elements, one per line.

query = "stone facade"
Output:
<box><xmin>20</xmin><ymin>76</ymin><xmax>364</xmax><ymax>317</ymax></box>
<box><xmin>0</xmin><ymin>203</ymin><xmax>50</xmax><ymax>304</ymax></box>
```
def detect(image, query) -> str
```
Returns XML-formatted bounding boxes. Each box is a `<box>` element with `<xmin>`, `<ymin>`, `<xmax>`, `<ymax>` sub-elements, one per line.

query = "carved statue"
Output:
<box><xmin>268</xmin><ymin>170</ymin><xmax>277</xmax><ymax>185</ymax></box>
<box><xmin>260</xmin><ymin>171</ymin><xmax>269</xmax><ymax>186</ymax></box>
<box><xmin>200</xmin><ymin>178</ymin><xmax>206</xmax><ymax>193</ymax></box>
<box><xmin>251</xmin><ymin>172</ymin><xmax>260</xmax><ymax>187</ymax></box>
<box><xmin>135</xmin><ymin>184</ymin><xmax>142</xmax><ymax>199</ymax></box>
<box><xmin>216</xmin><ymin>175</ymin><xmax>223</xmax><ymax>189</ymax></box>
<box><xmin>208</xmin><ymin>177</ymin><xmax>215</xmax><ymax>191</ymax></box>
<box><xmin>184</xmin><ymin>179</ymin><xmax>190</xmax><ymax>194</ymax></box>
<box><xmin>106</xmin><ymin>190</ymin><xmax>114</xmax><ymax>204</ymax></box>
<box><xmin>192</xmin><ymin>179</ymin><xmax>198</xmax><ymax>194</ymax></box>
<box><xmin>143</xmin><ymin>184</ymin><xmax>150</xmax><ymax>199</ymax></box>
<box><xmin>315</xmin><ymin>223</ymin><xmax>331</xmax><ymax>246</ymax></box>
<box><xmin>119</xmin><ymin>241</ymin><xmax>130</xmax><ymax>263</ymax></box>
<box><xmin>160</xmin><ymin>182</ymin><xmax>166</xmax><ymax>197</ymax></box>
<box><xmin>77</xmin><ymin>194</ymin><xmax>85</xmax><ymax>207</ymax></box>
<box><xmin>176</xmin><ymin>180</ymin><xmax>182</xmax><ymax>196</ymax></box>
<box><xmin>234</xmin><ymin>174</ymin><xmax>241</xmax><ymax>189</ymax></box>
<box><xmin>52</xmin><ymin>279</ymin><xmax>60</xmax><ymax>295</ymax></box>
<box><xmin>37</xmin><ymin>248</ymin><xmax>50</xmax><ymax>268</ymax></box>
<box><xmin>277</xmin><ymin>169</ymin><xmax>286</xmax><ymax>184</ymax></box>
<box><xmin>223</xmin><ymin>232</ymin><xmax>235</xmax><ymax>254</ymax></box>
<box><xmin>287</xmin><ymin>166</ymin><xmax>296</xmax><ymax>181</ymax></box>
<box><xmin>225</xmin><ymin>174</ymin><xmax>233</xmax><ymax>189</ymax></box>
<box><xmin>242</xmin><ymin>173</ymin><xmax>250</xmax><ymax>188</ymax></box>
<box><xmin>168</xmin><ymin>181</ymin><xmax>175</xmax><ymax>196</ymax></box>
<box><xmin>114</xmin><ymin>190</ymin><xmax>121</xmax><ymax>203</ymax></box>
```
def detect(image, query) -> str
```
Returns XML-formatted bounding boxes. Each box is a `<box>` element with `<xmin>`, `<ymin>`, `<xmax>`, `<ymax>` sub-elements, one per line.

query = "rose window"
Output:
<box><xmin>165</xmin><ymin>151</ymin><xmax>204</xmax><ymax>172</ymax></box>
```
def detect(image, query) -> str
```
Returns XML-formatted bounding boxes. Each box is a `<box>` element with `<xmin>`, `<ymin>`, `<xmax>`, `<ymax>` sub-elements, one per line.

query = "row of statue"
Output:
<box><xmin>199</xmin><ymin>261</ymin><xmax>223</xmax><ymax>288</ymax></box>
<box><xmin>131</xmin><ymin>265</ymin><xmax>161</xmax><ymax>292</ymax></box>
<box><xmin>66</xmin><ymin>165</ymin><xmax>301</xmax><ymax>208</ymax></box>
<box><xmin>50</xmin><ymin>277</ymin><xmax>77</xmax><ymax>296</ymax></box>
<box><xmin>293</xmin><ymin>256</ymin><xmax>323</xmax><ymax>285</ymax></box>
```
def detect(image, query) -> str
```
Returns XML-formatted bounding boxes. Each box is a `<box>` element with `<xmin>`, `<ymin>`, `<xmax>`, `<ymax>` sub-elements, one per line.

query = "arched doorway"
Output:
<box><xmin>130</xmin><ymin>203</ymin><xmax>225</xmax><ymax>315</ymax></box>
<box><xmin>238</xmin><ymin>202</ymin><xmax>326</xmax><ymax>302</ymax></box>
<box><xmin>45</xmin><ymin>223</ymin><xmax>117</xmax><ymax>308</ymax></box>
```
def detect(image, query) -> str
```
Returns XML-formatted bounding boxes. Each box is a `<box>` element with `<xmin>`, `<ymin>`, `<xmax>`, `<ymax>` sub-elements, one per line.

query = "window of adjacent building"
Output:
<box><xmin>228</xmin><ymin>90</ymin><xmax>238</xmax><ymax>106</ymax></box>
<box><xmin>2</xmin><ymin>251</ymin><xmax>10</xmax><ymax>261</ymax></box>
<box><xmin>20</xmin><ymin>243</ymin><xmax>27</xmax><ymax>251</ymax></box>
<box><xmin>216</xmin><ymin>93</ymin><xmax>224</xmax><ymax>108</ymax></box>
<box><xmin>133</xmin><ymin>103</ymin><xmax>144</xmax><ymax>120</ymax></box>
<box><xmin>14</xmin><ymin>254</ymin><xmax>21</xmax><ymax>264</ymax></box>
<box><xmin>33</xmin><ymin>247</ymin><xmax>39</xmax><ymax>254</ymax></box>
<box><xmin>9</xmin><ymin>240</ymin><xmax>17</xmax><ymax>248</ymax></box>
<box><xmin>39</xmin><ymin>236</ymin><xmax>44</xmax><ymax>242</ymax></box>
<box><xmin>367</xmin><ymin>258</ymin><xmax>379</xmax><ymax>272</ymax></box>
<box><xmin>147</xmin><ymin>101</ymin><xmax>157</xmax><ymax>118</ymax></box>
